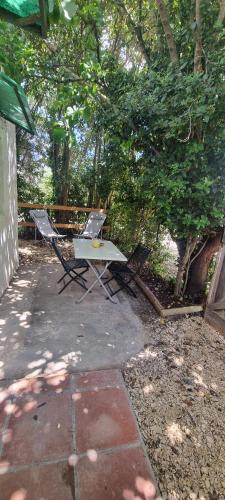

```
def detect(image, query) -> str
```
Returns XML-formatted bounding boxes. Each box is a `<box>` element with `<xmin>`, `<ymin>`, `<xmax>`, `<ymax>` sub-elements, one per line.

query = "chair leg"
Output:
<box><xmin>107</xmin><ymin>273</ymin><xmax>137</xmax><ymax>298</ymax></box>
<box><xmin>57</xmin><ymin>272</ymin><xmax>67</xmax><ymax>284</ymax></box>
<box><xmin>58</xmin><ymin>271</ymin><xmax>88</xmax><ymax>294</ymax></box>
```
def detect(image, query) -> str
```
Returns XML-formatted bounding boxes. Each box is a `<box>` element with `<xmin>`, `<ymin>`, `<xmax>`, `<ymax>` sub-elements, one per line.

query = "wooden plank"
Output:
<box><xmin>207</xmin><ymin>246</ymin><xmax>225</xmax><ymax>305</ymax></box>
<box><xmin>205</xmin><ymin>311</ymin><xmax>225</xmax><ymax>339</ymax></box>
<box><xmin>162</xmin><ymin>305</ymin><xmax>203</xmax><ymax>317</ymax></box>
<box><xmin>134</xmin><ymin>275</ymin><xmax>164</xmax><ymax>316</ymax></box>
<box><xmin>18</xmin><ymin>202</ymin><xmax>107</xmax><ymax>213</ymax></box>
<box><xmin>18</xmin><ymin>221</ymin><xmax>110</xmax><ymax>231</ymax></box>
<box><xmin>134</xmin><ymin>275</ymin><xmax>203</xmax><ymax>317</ymax></box>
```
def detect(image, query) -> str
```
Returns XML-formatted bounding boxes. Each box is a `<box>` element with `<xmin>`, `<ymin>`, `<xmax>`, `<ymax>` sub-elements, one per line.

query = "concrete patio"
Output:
<box><xmin>0</xmin><ymin>261</ymin><xmax>144</xmax><ymax>381</ymax></box>
<box><xmin>0</xmin><ymin>253</ymin><xmax>160</xmax><ymax>500</ymax></box>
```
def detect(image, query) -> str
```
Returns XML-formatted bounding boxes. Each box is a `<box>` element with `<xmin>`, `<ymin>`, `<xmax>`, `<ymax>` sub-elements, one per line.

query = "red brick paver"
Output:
<box><xmin>0</xmin><ymin>369</ymin><xmax>158</xmax><ymax>500</ymax></box>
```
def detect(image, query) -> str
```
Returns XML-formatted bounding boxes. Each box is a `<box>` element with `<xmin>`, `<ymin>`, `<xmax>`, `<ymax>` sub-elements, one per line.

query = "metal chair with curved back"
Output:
<box><xmin>73</xmin><ymin>211</ymin><xmax>107</xmax><ymax>239</ymax></box>
<box><xmin>29</xmin><ymin>209</ymin><xmax>66</xmax><ymax>242</ymax></box>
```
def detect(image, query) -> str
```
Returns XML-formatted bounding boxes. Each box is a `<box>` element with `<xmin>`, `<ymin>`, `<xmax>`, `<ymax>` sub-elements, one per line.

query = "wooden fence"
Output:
<box><xmin>18</xmin><ymin>202</ymin><xmax>110</xmax><ymax>231</ymax></box>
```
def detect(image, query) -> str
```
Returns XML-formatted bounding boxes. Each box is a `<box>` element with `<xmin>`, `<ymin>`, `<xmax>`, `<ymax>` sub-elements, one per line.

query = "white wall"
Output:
<box><xmin>0</xmin><ymin>117</ymin><xmax>18</xmax><ymax>297</ymax></box>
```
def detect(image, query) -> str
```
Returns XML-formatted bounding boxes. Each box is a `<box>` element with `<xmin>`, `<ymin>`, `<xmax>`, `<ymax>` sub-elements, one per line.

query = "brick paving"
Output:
<box><xmin>0</xmin><ymin>369</ymin><xmax>158</xmax><ymax>500</ymax></box>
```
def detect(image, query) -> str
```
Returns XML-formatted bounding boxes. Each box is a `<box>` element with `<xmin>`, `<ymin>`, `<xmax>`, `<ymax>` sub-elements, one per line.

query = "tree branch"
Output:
<box><xmin>156</xmin><ymin>0</ymin><xmax>179</xmax><ymax>64</ymax></box>
<box><xmin>114</xmin><ymin>0</ymin><xmax>151</xmax><ymax>67</ymax></box>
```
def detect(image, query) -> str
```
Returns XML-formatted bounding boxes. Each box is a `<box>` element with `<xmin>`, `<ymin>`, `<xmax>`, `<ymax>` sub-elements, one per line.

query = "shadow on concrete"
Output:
<box><xmin>0</xmin><ymin>263</ymin><xmax>144</xmax><ymax>380</ymax></box>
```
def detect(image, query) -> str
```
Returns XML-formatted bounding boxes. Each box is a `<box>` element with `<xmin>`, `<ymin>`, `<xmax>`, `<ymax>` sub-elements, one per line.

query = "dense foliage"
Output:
<box><xmin>1</xmin><ymin>0</ymin><xmax>225</xmax><ymax>297</ymax></box>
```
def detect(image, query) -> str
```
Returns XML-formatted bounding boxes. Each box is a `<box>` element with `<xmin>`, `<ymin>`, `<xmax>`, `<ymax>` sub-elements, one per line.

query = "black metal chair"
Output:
<box><xmin>104</xmin><ymin>243</ymin><xmax>151</xmax><ymax>298</ymax></box>
<box><xmin>51</xmin><ymin>239</ymin><xmax>89</xmax><ymax>294</ymax></box>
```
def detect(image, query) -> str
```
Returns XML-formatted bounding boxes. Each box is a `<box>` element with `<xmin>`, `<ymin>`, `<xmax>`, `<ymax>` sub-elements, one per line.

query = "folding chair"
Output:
<box><xmin>73</xmin><ymin>211</ymin><xmax>107</xmax><ymax>239</ymax></box>
<box><xmin>29</xmin><ymin>209</ymin><xmax>66</xmax><ymax>242</ymax></box>
<box><xmin>104</xmin><ymin>243</ymin><xmax>151</xmax><ymax>298</ymax></box>
<box><xmin>51</xmin><ymin>239</ymin><xmax>89</xmax><ymax>294</ymax></box>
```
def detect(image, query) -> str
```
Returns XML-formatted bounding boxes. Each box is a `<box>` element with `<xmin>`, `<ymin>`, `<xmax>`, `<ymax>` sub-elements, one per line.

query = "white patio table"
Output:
<box><xmin>73</xmin><ymin>238</ymin><xmax>127</xmax><ymax>303</ymax></box>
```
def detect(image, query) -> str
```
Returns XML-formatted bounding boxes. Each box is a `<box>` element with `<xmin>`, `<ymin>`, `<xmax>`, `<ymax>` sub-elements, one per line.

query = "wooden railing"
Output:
<box><xmin>18</xmin><ymin>202</ymin><xmax>109</xmax><ymax>231</ymax></box>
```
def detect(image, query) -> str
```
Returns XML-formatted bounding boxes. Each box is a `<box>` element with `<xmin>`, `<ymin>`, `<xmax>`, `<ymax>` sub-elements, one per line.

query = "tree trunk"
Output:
<box><xmin>194</xmin><ymin>0</ymin><xmax>203</xmax><ymax>73</ymax></box>
<box><xmin>218</xmin><ymin>0</ymin><xmax>225</xmax><ymax>23</ymax></box>
<box><xmin>58</xmin><ymin>135</ymin><xmax>71</xmax><ymax>223</ymax></box>
<box><xmin>186</xmin><ymin>232</ymin><xmax>223</xmax><ymax>299</ymax></box>
<box><xmin>174</xmin><ymin>237</ymin><xmax>198</xmax><ymax>297</ymax></box>
<box><xmin>156</xmin><ymin>0</ymin><xmax>179</xmax><ymax>64</ymax></box>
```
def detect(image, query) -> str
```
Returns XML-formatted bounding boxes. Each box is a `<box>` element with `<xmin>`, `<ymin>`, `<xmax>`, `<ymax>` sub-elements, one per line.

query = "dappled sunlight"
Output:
<box><xmin>173</xmin><ymin>356</ymin><xmax>184</xmax><ymax>367</ymax></box>
<box><xmin>191</xmin><ymin>371</ymin><xmax>208</xmax><ymax>389</ymax></box>
<box><xmin>28</xmin><ymin>359</ymin><xmax>46</xmax><ymax>369</ymax></box>
<box><xmin>72</xmin><ymin>392</ymin><xmax>82</xmax><ymax>401</ymax></box>
<box><xmin>87</xmin><ymin>449</ymin><xmax>98</xmax><ymax>462</ymax></box>
<box><xmin>10</xmin><ymin>488</ymin><xmax>27</xmax><ymax>500</ymax></box>
<box><xmin>143</xmin><ymin>384</ymin><xmax>154</xmax><ymax>396</ymax></box>
<box><xmin>1</xmin><ymin>429</ymin><xmax>13</xmax><ymax>445</ymax></box>
<box><xmin>122</xmin><ymin>475</ymin><xmax>157</xmax><ymax>500</ymax></box>
<box><xmin>68</xmin><ymin>454</ymin><xmax>79</xmax><ymax>467</ymax></box>
<box><xmin>166</xmin><ymin>422</ymin><xmax>183</xmax><ymax>446</ymax></box>
<box><xmin>0</xmin><ymin>461</ymin><xmax>10</xmax><ymax>475</ymax></box>
<box><xmin>136</xmin><ymin>476</ymin><xmax>156</xmax><ymax>498</ymax></box>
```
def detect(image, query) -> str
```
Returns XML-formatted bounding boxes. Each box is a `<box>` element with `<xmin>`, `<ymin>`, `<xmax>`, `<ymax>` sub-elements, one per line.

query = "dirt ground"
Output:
<box><xmin>125</xmin><ymin>294</ymin><xmax>225</xmax><ymax>500</ymax></box>
<box><xmin>18</xmin><ymin>241</ymin><xmax>225</xmax><ymax>500</ymax></box>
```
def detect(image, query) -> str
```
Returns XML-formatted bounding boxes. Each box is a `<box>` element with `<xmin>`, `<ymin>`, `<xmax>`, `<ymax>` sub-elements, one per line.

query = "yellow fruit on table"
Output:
<box><xmin>91</xmin><ymin>239</ymin><xmax>101</xmax><ymax>248</ymax></box>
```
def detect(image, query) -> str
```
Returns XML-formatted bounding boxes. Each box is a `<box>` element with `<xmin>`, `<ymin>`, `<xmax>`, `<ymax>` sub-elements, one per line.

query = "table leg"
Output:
<box><xmin>76</xmin><ymin>260</ymin><xmax>117</xmax><ymax>304</ymax></box>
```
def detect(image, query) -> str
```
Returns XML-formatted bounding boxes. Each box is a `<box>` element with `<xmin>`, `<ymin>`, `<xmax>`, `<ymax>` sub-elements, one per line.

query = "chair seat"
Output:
<box><xmin>67</xmin><ymin>259</ymin><xmax>88</xmax><ymax>270</ymax></box>
<box><xmin>108</xmin><ymin>262</ymin><xmax>134</xmax><ymax>274</ymax></box>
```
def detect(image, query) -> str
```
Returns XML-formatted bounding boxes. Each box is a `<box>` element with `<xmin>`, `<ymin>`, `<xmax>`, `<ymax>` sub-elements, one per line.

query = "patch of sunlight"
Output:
<box><xmin>72</xmin><ymin>393</ymin><xmax>81</xmax><ymax>401</ymax></box>
<box><xmin>173</xmin><ymin>356</ymin><xmax>184</xmax><ymax>367</ymax></box>
<box><xmin>2</xmin><ymin>429</ymin><xmax>12</xmax><ymax>444</ymax></box>
<box><xmin>166</xmin><ymin>422</ymin><xmax>183</xmax><ymax>445</ymax></box>
<box><xmin>0</xmin><ymin>461</ymin><xmax>10</xmax><ymax>475</ymax></box>
<box><xmin>0</xmin><ymin>319</ymin><xmax>6</xmax><ymax>326</ymax></box>
<box><xmin>123</xmin><ymin>490</ymin><xmax>142</xmax><ymax>500</ymax></box>
<box><xmin>87</xmin><ymin>449</ymin><xmax>98</xmax><ymax>462</ymax></box>
<box><xmin>44</xmin><ymin>361</ymin><xmax>67</xmax><ymax>374</ymax></box>
<box><xmin>10</xmin><ymin>488</ymin><xmax>27</xmax><ymax>500</ymax></box>
<box><xmin>68</xmin><ymin>454</ymin><xmax>78</xmax><ymax>467</ymax></box>
<box><xmin>191</xmin><ymin>371</ymin><xmax>208</xmax><ymax>388</ymax></box>
<box><xmin>19</xmin><ymin>311</ymin><xmax>31</xmax><ymax>322</ymax></box>
<box><xmin>23</xmin><ymin>400</ymin><xmax>37</xmax><ymax>412</ymax></box>
<box><xmin>143</xmin><ymin>384</ymin><xmax>154</xmax><ymax>396</ymax></box>
<box><xmin>136</xmin><ymin>476</ymin><xmax>156</xmax><ymax>498</ymax></box>
<box><xmin>28</xmin><ymin>359</ymin><xmax>46</xmax><ymax>369</ymax></box>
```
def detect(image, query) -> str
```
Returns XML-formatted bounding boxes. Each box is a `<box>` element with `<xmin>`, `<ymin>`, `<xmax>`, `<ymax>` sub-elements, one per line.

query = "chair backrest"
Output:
<box><xmin>51</xmin><ymin>239</ymin><xmax>67</xmax><ymax>269</ymax></box>
<box><xmin>82</xmin><ymin>211</ymin><xmax>107</xmax><ymax>238</ymax></box>
<box><xmin>128</xmin><ymin>243</ymin><xmax>151</xmax><ymax>273</ymax></box>
<box><xmin>29</xmin><ymin>209</ymin><xmax>59</xmax><ymax>239</ymax></box>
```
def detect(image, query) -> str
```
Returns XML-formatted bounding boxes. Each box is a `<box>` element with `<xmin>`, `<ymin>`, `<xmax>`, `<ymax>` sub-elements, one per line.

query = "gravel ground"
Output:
<box><xmin>124</xmin><ymin>294</ymin><xmax>225</xmax><ymax>500</ymax></box>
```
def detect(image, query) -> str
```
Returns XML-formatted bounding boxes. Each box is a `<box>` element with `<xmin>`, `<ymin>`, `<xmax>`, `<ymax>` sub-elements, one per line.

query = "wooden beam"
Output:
<box><xmin>18</xmin><ymin>221</ymin><xmax>110</xmax><ymax>231</ymax></box>
<box><xmin>162</xmin><ymin>305</ymin><xmax>203</xmax><ymax>317</ymax></box>
<box><xmin>134</xmin><ymin>274</ymin><xmax>203</xmax><ymax>317</ymax></box>
<box><xmin>134</xmin><ymin>275</ymin><xmax>164</xmax><ymax>316</ymax></box>
<box><xmin>18</xmin><ymin>202</ymin><xmax>107</xmax><ymax>213</ymax></box>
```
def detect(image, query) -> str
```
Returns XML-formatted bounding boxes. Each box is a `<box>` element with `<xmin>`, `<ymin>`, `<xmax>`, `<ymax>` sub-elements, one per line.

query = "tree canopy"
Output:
<box><xmin>1</xmin><ymin>0</ymin><xmax>225</xmax><ymax>298</ymax></box>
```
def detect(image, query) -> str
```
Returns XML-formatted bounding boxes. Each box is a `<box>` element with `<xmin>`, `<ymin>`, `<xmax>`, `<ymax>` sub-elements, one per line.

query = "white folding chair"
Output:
<box><xmin>29</xmin><ymin>209</ymin><xmax>66</xmax><ymax>242</ymax></box>
<box><xmin>74</xmin><ymin>211</ymin><xmax>107</xmax><ymax>239</ymax></box>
